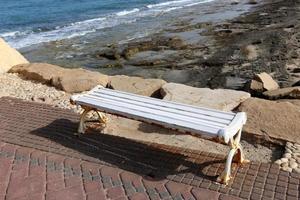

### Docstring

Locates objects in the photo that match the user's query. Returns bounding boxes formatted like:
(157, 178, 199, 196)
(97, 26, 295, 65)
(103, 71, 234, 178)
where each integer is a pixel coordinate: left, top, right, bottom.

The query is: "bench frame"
(71, 87, 249, 185)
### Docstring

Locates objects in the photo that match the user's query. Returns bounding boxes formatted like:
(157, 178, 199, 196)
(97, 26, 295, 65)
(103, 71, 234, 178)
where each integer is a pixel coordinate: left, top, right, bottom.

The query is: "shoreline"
(20, 0, 256, 89)
(21, 0, 300, 89)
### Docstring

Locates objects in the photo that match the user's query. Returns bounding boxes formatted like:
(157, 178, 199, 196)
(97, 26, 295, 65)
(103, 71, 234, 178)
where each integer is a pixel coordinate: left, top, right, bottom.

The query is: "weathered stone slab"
(255, 72, 279, 91)
(10, 63, 109, 93)
(10, 63, 64, 84)
(0, 38, 29, 74)
(52, 68, 109, 93)
(263, 87, 300, 99)
(109, 75, 166, 97)
(161, 83, 250, 111)
(237, 98, 300, 144)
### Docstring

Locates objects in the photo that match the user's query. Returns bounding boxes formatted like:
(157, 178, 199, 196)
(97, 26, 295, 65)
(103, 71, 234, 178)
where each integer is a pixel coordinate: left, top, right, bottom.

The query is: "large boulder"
(0, 38, 29, 74)
(51, 68, 109, 93)
(161, 83, 251, 111)
(108, 75, 166, 97)
(237, 98, 300, 144)
(263, 87, 300, 100)
(9, 63, 64, 84)
(10, 63, 109, 93)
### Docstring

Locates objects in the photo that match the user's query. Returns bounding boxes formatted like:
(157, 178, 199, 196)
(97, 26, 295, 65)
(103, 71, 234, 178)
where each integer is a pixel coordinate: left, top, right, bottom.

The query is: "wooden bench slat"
(94, 88, 235, 120)
(87, 92, 231, 126)
(76, 96, 221, 136)
(84, 94, 226, 128)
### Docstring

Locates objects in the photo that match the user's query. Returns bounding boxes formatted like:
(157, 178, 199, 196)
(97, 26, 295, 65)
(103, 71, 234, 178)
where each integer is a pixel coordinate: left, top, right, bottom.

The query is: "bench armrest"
(217, 112, 247, 144)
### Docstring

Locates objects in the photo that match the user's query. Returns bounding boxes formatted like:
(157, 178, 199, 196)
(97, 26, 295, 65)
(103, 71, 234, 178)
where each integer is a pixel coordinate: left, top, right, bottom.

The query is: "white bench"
(70, 85, 248, 184)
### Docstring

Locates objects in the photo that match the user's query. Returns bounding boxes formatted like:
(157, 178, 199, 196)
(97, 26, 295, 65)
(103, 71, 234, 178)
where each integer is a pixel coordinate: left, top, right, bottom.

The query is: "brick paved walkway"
(0, 97, 299, 200)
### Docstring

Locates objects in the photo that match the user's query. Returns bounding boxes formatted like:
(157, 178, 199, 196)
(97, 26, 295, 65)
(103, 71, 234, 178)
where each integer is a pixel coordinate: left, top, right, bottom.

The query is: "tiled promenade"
(0, 97, 299, 200)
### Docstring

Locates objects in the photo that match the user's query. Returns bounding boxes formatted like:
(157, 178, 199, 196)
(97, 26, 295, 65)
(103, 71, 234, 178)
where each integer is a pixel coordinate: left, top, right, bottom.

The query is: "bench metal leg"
(77, 108, 108, 135)
(217, 129, 249, 185)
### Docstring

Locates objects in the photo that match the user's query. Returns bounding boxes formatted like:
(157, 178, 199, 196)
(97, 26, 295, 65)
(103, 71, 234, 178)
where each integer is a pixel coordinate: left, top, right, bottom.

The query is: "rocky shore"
(1, 0, 300, 172)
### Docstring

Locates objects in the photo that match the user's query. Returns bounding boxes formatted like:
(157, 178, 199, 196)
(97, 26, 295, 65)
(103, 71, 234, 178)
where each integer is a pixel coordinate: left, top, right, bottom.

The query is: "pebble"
(276, 141, 300, 173)
(274, 160, 282, 165)
(0, 73, 80, 112)
(283, 153, 292, 159)
(281, 162, 288, 168)
(282, 166, 292, 172)
(290, 161, 298, 169)
(281, 158, 289, 163)
(294, 168, 300, 173)
(285, 149, 292, 154)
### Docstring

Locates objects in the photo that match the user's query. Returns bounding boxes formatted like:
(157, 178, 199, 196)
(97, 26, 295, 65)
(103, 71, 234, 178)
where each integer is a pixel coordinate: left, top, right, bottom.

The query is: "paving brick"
(191, 188, 220, 200)
(86, 191, 106, 200)
(129, 193, 150, 200)
(65, 176, 83, 188)
(47, 179, 65, 191)
(219, 194, 241, 200)
(0, 97, 298, 200)
(106, 186, 126, 199)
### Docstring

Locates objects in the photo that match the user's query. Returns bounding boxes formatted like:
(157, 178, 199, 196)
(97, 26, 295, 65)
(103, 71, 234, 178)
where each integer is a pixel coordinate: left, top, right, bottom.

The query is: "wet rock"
(161, 83, 250, 111)
(52, 68, 109, 93)
(231, 0, 240, 5)
(108, 75, 166, 97)
(0, 38, 29, 74)
(127, 50, 178, 67)
(121, 36, 187, 59)
(248, 0, 258, 4)
(263, 87, 300, 99)
(96, 48, 121, 60)
(237, 98, 300, 144)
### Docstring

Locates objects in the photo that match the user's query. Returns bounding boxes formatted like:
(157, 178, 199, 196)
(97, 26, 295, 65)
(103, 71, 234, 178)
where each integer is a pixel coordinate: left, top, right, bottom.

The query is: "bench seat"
(71, 86, 246, 144)
(71, 85, 249, 185)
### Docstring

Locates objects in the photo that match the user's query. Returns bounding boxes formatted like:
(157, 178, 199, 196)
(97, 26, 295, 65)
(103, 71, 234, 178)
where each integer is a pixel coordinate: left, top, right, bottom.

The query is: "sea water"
(0, 0, 215, 49)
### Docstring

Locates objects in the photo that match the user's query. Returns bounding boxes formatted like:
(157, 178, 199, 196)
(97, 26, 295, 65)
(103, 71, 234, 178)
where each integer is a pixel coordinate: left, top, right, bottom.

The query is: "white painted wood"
(95, 88, 235, 120)
(71, 86, 247, 142)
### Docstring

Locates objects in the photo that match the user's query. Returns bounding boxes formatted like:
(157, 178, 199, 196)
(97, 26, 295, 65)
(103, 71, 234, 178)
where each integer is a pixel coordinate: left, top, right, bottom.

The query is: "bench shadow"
(30, 118, 226, 182)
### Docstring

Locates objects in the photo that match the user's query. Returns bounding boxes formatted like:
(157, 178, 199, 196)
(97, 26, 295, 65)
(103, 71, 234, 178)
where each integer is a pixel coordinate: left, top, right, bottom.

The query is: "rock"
(9, 63, 65, 84)
(283, 153, 292, 159)
(281, 162, 288, 168)
(108, 75, 166, 97)
(0, 38, 29, 74)
(282, 166, 292, 172)
(294, 168, 300, 173)
(255, 72, 279, 91)
(293, 80, 300, 86)
(231, 0, 240, 5)
(10, 63, 109, 93)
(248, 80, 264, 92)
(290, 161, 298, 169)
(287, 142, 294, 148)
(248, 72, 279, 93)
(242, 45, 258, 60)
(248, 0, 257, 4)
(161, 83, 251, 111)
(263, 87, 300, 99)
(281, 158, 289, 163)
(237, 98, 300, 144)
(52, 68, 109, 93)
(274, 160, 282, 165)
